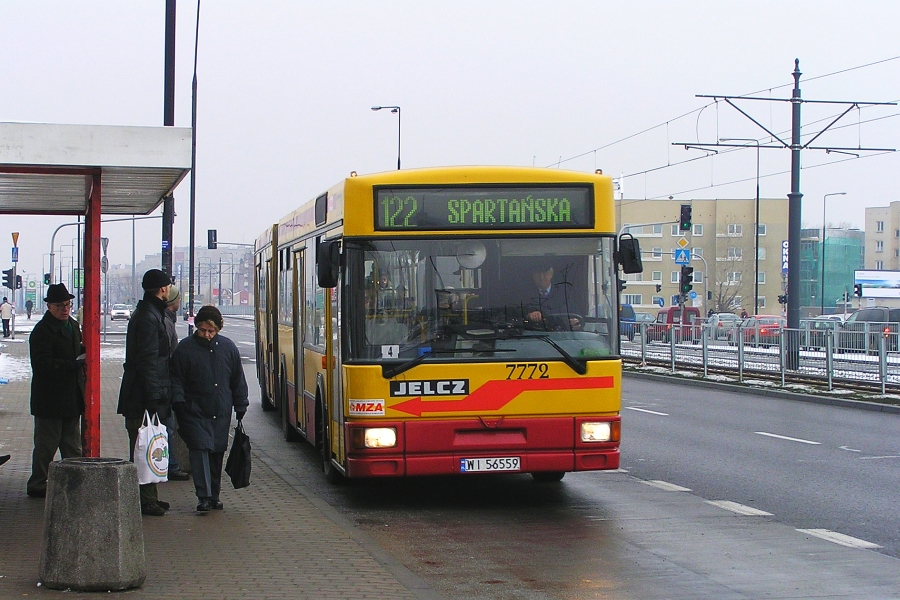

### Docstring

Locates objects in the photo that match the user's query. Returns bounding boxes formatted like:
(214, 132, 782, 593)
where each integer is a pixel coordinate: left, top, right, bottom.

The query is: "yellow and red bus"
(254, 166, 637, 481)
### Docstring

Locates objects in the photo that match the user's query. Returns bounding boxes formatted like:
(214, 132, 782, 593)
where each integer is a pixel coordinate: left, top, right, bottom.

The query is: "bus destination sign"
(375, 185, 593, 231)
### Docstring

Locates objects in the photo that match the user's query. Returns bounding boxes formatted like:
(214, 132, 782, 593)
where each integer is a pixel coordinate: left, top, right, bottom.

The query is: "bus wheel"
(260, 378, 276, 412)
(531, 471, 565, 482)
(281, 380, 301, 442)
(317, 399, 341, 484)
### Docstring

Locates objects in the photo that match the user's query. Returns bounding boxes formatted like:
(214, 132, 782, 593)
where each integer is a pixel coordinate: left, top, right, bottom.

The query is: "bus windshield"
(345, 236, 619, 365)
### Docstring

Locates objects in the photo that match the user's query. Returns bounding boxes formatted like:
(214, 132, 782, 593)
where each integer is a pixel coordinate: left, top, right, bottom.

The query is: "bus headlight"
(581, 421, 614, 442)
(363, 427, 397, 448)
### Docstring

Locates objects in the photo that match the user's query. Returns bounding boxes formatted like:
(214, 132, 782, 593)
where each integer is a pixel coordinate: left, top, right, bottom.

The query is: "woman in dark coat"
(171, 306, 248, 512)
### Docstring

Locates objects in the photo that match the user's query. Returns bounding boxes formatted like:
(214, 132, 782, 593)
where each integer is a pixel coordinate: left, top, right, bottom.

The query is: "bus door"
(292, 248, 305, 435)
(327, 269, 344, 466)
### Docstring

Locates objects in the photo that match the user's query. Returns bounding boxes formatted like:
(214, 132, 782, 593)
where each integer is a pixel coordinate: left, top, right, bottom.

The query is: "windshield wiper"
(381, 347, 515, 379)
(531, 335, 587, 375)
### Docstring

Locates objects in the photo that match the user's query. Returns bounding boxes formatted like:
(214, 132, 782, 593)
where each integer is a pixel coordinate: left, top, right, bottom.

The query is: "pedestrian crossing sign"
(674, 249, 691, 265)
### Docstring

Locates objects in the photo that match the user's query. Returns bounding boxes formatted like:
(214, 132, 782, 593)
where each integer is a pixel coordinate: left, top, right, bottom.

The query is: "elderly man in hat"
(26, 283, 85, 498)
(117, 268, 174, 516)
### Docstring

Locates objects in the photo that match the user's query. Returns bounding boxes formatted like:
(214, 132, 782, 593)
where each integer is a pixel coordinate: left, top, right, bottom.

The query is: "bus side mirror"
(317, 239, 341, 288)
(617, 233, 643, 274)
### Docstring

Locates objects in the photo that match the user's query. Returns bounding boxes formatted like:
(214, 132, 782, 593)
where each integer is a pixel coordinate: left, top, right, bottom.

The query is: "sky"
(0, 1, 898, 283)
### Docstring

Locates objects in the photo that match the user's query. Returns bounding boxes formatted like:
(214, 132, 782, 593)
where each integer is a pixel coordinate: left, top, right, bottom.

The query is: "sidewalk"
(0, 324, 433, 599)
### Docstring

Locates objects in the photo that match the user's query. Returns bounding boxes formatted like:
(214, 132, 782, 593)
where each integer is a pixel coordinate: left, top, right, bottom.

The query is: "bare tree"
(710, 222, 757, 314)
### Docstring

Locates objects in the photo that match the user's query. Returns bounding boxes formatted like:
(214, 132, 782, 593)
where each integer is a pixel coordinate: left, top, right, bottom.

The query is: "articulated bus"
(254, 166, 639, 482)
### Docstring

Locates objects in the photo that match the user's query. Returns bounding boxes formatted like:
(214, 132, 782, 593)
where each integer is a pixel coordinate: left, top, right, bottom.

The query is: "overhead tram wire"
(610, 105, 899, 200)
(552, 55, 900, 171)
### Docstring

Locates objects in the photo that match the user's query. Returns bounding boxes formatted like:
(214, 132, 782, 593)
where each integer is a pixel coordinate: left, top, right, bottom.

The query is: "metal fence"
(621, 322, 900, 393)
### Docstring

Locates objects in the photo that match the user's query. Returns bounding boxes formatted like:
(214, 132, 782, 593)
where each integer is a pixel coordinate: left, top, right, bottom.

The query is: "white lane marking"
(859, 455, 900, 460)
(707, 500, 773, 516)
(642, 480, 691, 492)
(625, 407, 669, 416)
(840, 446, 861, 452)
(239, 341, 254, 345)
(796, 528, 882, 549)
(755, 431, 820, 445)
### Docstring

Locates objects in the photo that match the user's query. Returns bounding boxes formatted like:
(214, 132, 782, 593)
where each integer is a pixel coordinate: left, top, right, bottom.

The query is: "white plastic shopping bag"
(134, 410, 169, 484)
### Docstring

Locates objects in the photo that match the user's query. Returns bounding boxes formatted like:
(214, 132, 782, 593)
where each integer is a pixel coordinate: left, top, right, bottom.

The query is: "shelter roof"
(0, 122, 191, 215)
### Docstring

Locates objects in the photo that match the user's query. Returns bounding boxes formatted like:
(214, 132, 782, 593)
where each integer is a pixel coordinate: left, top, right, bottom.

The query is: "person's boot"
(141, 503, 165, 517)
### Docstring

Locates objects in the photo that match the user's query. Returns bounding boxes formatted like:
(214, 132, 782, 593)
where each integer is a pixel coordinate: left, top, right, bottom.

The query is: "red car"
(732, 315, 786, 347)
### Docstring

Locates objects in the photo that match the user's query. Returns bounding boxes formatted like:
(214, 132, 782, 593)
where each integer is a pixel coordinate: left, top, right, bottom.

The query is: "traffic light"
(655, 284, 662, 293)
(778, 294, 787, 305)
(679, 266, 694, 294)
(679, 204, 692, 231)
(207, 229, 218, 250)
(15, 275, 22, 290)
(1, 268, 13, 290)
(43, 273, 51, 285)
(854, 283, 863, 297)
(617, 278, 627, 292)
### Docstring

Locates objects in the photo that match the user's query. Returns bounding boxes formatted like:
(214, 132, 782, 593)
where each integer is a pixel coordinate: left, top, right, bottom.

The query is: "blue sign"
(674, 248, 691, 265)
(782, 240, 789, 274)
(11, 247, 18, 263)
(689, 291, 697, 300)
(671, 294, 680, 305)
(655, 297, 664, 307)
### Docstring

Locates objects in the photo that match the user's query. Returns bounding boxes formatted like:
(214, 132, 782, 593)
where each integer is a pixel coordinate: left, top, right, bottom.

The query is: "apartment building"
(865, 202, 900, 271)
(616, 198, 788, 315)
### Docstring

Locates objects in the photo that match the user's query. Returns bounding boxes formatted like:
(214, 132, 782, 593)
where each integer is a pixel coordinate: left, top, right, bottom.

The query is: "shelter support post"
(83, 174, 101, 457)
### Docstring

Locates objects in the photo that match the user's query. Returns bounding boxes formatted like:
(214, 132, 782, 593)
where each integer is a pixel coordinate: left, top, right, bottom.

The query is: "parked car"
(647, 306, 702, 343)
(838, 307, 900, 352)
(109, 304, 131, 321)
(800, 317, 840, 350)
(633, 312, 656, 337)
(182, 300, 205, 321)
(706, 312, 741, 340)
(732, 315, 786, 347)
(619, 303, 637, 341)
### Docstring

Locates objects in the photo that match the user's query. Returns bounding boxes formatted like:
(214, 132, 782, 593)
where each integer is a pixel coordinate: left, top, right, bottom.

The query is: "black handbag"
(224, 421, 251, 489)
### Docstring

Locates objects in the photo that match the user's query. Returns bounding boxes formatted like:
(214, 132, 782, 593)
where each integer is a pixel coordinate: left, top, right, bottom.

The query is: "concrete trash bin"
(39, 457, 146, 591)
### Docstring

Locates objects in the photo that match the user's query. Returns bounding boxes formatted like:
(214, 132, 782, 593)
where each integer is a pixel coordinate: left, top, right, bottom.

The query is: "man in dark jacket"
(117, 269, 173, 516)
(171, 305, 248, 512)
(26, 283, 85, 498)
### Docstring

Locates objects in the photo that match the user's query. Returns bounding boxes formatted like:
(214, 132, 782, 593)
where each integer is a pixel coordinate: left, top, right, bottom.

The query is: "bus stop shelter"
(0, 122, 192, 457)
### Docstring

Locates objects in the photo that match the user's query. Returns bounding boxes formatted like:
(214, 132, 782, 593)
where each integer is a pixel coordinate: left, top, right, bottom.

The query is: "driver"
(523, 260, 581, 329)
(525, 261, 557, 322)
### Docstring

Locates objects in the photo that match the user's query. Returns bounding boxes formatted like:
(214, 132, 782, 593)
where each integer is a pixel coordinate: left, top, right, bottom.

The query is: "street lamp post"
(721, 138, 760, 315)
(371, 105, 401, 170)
(821, 192, 847, 315)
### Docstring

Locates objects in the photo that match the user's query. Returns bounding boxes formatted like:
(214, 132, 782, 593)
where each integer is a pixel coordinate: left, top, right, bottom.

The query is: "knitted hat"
(194, 305, 224, 330)
(141, 269, 171, 290)
(166, 285, 181, 307)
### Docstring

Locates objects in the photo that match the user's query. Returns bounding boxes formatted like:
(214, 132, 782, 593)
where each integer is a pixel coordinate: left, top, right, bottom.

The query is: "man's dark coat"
(117, 294, 172, 419)
(29, 312, 84, 419)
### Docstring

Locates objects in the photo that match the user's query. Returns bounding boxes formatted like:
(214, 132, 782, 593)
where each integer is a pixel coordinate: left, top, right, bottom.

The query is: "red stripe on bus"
(391, 376, 614, 417)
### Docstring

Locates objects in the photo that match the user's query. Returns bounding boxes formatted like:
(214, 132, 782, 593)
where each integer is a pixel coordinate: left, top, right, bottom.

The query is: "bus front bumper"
(344, 416, 620, 478)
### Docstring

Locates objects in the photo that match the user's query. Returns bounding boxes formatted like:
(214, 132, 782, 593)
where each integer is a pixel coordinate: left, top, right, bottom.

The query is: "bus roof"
(269, 165, 614, 247)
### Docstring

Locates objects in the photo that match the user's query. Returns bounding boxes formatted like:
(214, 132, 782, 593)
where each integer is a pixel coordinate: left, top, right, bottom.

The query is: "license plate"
(460, 457, 521, 473)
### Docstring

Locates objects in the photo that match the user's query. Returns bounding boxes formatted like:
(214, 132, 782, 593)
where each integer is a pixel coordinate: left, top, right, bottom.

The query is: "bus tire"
(316, 396, 341, 484)
(281, 378, 301, 442)
(531, 471, 565, 483)
(260, 372, 276, 412)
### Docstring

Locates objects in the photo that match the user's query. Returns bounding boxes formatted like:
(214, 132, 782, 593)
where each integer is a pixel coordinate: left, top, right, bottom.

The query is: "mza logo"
(349, 399, 385, 416)
(390, 379, 469, 397)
